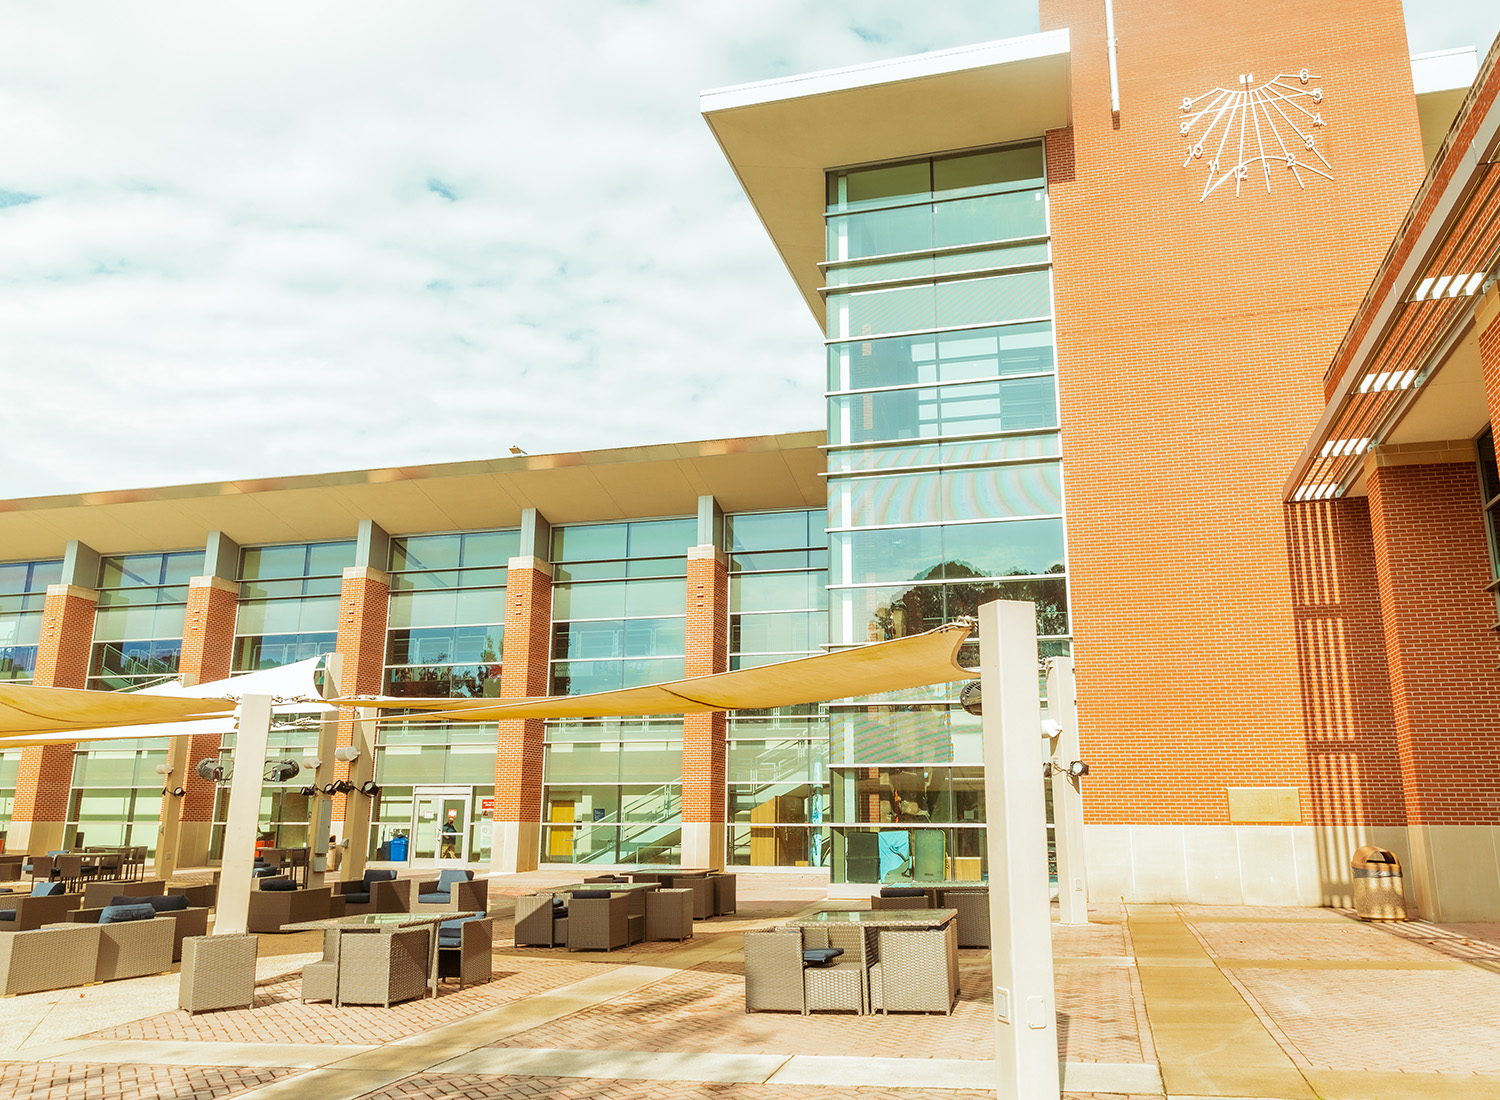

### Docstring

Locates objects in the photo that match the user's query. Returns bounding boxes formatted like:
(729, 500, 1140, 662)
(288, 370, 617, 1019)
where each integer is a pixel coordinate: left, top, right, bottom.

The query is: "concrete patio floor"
(1, 870, 1497, 1100)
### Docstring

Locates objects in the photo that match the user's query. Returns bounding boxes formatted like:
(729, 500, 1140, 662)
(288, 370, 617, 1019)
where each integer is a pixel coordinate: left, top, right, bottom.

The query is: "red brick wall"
(682, 550, 728, 824)
(1481, 294, 1500, 428)
(177, 578, 239, 824)
(1038, 0, 1425, 825)
(12, 587, 97, 828)
(494, 563, 552, 826)
(1284, 499, 1404, 825)
(333, 567, 390, 821)
(1366, 462, 1500, 825)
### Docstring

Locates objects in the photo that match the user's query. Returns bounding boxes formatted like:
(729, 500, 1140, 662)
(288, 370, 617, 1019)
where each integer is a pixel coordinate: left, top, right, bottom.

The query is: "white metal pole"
(1047, 657, 1089, 925)
(981, 600, 1060, 1100)
(214, 693, 272, 936)
(1104, 0, 1121, 113)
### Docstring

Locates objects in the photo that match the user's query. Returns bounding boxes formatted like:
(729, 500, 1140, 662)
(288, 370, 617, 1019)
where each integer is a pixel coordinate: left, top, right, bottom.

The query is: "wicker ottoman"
(180, 934, 259, 1014)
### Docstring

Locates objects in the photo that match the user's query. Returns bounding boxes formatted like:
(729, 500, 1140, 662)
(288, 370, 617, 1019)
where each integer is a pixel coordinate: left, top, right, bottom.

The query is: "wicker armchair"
(335, 928, 430, 1006)
(514, 893, 568, 947)
(666, 875, 715, 920)
(53, 854, 101, 892)
(869, 922, 959, 1015)
(712, 874, 737, 916)
(0, 925, 100, 995)
(438, 916, 494, 989)
(410, 871, 487, 915)
(180, 934, 258, 1014)
(21, 855, 56, 883)
(937, 889, 990, 948)
(91, 915, 175, 982)
(247, 885, 336, 933)
(69, 904, 209, 961)
(332, 871, 410, 915)
(301, 929, 340, 1004)
(646, 888, 694, 942)
(84, 879, 165, 908)
(803, 924, 878, 1014)
(0, 890, 83, 931)
(566, 892, 629, 952)
(168, 882, 218, 909)
(743, 929, 805, 1013)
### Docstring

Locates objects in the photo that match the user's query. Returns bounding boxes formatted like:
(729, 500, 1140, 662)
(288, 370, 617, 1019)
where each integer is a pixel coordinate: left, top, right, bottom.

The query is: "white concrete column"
(214, 694, 272, 937)
(980, 600, 1060, 1100)
(1047, 657, 1088, 926)
(305, 653, 344, 889)
(152, 735, 192, 882)
(338, 707, 378, 882)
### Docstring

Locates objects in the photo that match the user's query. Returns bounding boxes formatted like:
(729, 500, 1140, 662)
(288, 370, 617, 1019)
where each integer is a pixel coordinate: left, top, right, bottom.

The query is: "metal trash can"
(1352, 845, 1406, 921)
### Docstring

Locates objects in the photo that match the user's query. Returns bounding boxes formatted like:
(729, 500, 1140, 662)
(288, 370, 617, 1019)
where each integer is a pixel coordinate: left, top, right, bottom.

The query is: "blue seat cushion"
(251, 865, 276, 877)
(570, 890, 610, 899)
(551, 896, 567, 908)
(47, 850, 68, 857)
(437, 913, 487, 947)
(803, 947, 844, 965)
(418, 893, 449, 905)
(30, 882, 64, 897)
(343, 891, 371, 905)
(99, 903, 156, 924)
(879, 886, 927, 898)
(436, 869, 473, 889)
(260, 877, 299, 892)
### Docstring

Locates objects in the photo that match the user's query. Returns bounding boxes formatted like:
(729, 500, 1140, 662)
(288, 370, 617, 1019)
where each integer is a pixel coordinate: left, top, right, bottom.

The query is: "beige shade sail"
(0, 684, 235, 741)
(355, 621, 975, 721)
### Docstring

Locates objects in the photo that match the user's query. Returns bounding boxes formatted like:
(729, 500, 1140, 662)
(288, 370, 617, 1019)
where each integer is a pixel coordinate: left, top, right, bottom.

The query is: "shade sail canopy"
(0, 685, 235, 740)
(354, 621, 974, 721)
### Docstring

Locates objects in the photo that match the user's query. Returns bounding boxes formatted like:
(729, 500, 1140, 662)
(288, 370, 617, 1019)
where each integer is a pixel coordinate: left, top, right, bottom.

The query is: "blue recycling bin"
(389, 835, 409, 861)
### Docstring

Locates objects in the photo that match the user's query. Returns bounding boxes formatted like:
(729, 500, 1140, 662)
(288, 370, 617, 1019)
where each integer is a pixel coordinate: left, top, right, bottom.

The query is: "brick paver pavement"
(1051, 920, 1128, 957)
(1055, 962, 1151, 1063)
(1227, 967, 1500, 1074)
(0, 1063, 296, 1100)
(1190, 918, 1448, 961)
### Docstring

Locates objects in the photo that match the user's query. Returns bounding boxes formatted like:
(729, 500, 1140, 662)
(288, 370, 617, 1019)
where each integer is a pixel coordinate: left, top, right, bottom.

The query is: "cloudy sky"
(1, 1, 1495, 498)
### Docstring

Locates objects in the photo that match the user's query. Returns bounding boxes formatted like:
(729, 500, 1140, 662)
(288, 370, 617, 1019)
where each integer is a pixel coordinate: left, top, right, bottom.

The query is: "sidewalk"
(1, 870, 1497, 1100)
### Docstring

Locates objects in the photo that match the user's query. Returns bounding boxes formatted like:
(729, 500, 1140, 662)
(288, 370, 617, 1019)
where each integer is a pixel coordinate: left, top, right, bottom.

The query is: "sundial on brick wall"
(1178, 69, 1331, 201)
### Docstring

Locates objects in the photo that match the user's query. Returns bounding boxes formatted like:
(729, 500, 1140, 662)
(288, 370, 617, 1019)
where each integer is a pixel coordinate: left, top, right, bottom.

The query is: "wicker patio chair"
(54, 854, 100, 892)
(646, 887, 694, 942)
(437, 916, 494, 989)
(711, 874, 737, 916)
(666, 875, 715, 919)
(301, 929, 340, 1004)
(180, 934, 259, 1014)
(566, 892, 629, 952)
(869, 922, 959, 1015)
(247, 885, 336, 933)
(514, 893, 568, 947)
(92, 915, 175, 982)
(410, 871, 487, 915)
(871, 886, 930, 911)
(743, 928, 805, 1014)
(128, 847, 148, 881)
(0, 889, 83, 931)
(0, 924, 101, 995)
(335, 928, 429, 1006)
(167, 882, 218, 909)
(21, 855, 55, 884)
(332, 871, 410, 915)
(94, 850, 123, 882)
(937, 889, 990, 948)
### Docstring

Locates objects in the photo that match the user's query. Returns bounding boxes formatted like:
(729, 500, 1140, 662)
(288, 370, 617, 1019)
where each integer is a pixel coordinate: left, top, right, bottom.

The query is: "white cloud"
(0, 1, 1492, 501)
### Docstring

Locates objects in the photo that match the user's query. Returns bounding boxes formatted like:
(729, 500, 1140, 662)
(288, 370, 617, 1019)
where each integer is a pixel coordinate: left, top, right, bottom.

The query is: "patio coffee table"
(283, 911, 480, 1005)
(782, 908, 958, 930)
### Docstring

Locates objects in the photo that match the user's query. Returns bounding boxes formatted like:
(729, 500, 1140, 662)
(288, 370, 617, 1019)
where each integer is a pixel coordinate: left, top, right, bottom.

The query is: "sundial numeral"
(1313, 113, 1324, 127)
(1311, 88, 1323, 103)
(1209, 158, 1219, 173)
(1299, 68, 1310, 84)
(1179, 121, 1191, 135)
(1285, 153, 1298, 167)
(1181, 96, 1193, 111)
(1191, 143, 1204, 159)
(1236, 165, 1249, 179)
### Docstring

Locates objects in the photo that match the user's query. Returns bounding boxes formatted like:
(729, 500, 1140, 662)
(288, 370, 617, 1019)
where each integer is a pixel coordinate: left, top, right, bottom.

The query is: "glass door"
(410, 787, 469, 865)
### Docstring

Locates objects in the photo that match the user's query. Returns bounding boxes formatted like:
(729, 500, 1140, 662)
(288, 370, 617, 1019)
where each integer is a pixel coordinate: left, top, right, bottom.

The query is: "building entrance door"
(410, 787, 469, 865)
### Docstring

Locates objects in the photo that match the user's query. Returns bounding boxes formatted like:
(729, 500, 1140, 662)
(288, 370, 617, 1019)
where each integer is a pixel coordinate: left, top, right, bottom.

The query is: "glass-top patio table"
(282, 911, 481, 1003)
(626, 867, 710, 883)
(782, 908, 958, 930)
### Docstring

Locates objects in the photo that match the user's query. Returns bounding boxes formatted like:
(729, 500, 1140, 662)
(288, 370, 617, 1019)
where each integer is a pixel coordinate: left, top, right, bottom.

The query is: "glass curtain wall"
(823, 142, 1066, 884)
(0, 558, 62, 684)
(724, 510, 832, 868)
(368, 529, 517, 864)
(542, 518, 694, 865)
(233, 541, 354, 672)
(0, 751, 19, 852)
(209, 725, 320, 856)
(80, 551, 200, 849)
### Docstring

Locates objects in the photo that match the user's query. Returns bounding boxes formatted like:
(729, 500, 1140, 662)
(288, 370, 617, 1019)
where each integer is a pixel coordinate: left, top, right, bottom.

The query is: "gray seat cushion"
(803, 947, 844, 965)
(99, 902, 156, 924)
(343, 892, 371, 905)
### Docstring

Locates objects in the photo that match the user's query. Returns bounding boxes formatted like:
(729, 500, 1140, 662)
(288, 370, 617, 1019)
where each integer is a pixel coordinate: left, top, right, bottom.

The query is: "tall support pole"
(153, 734, 192, 882)
(981, 601, 1059, 1100)
(339, 707, 378, 883)
(307, 653, 343, 889)
(1047, 657, 1089, 926)
(215, 694, 272, 937)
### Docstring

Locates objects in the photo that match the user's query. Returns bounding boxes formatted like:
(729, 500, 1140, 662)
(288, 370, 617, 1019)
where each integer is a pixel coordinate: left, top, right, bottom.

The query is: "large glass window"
(89, 551, 201, 691)
(234, 541, 355, 673)
(0, 558, 62, 684)
(64, 740, 169, 853)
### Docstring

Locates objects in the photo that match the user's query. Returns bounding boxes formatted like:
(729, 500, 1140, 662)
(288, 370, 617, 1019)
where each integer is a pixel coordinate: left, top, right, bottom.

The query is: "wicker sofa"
(88, 915, 176, 981)
(567, 891, 630, 951)
(0, 924, 102, 995)
(69, 898, 209, 961)
(247, 884, 341, 933)
(0, 885, 83, 931)
(84, 879, 165, 908)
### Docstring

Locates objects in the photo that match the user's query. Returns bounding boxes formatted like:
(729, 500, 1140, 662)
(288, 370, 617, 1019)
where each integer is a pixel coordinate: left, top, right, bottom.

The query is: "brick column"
(493, 556, 552, 872)
(681, 544, 729, 870)
(11, 583, 98, 854)
(1366, 453, 1500, 919)
(159, 574, 240, 872)
(332, 564, 390, 879)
